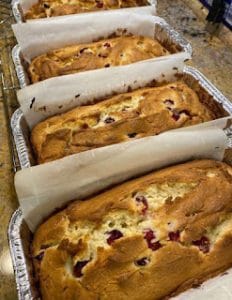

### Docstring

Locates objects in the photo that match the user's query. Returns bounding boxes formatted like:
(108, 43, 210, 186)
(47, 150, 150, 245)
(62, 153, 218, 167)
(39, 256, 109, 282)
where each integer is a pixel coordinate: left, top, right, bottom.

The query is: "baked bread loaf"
(28, 35, 169, 83)
(25, 0, 149, 20)
(32, 159, 232, 300)
(31, 81, 220, 164)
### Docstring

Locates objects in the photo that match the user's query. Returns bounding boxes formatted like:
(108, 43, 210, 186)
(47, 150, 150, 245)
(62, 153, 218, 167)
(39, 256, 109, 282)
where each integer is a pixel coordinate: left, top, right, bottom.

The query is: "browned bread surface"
(32, 159, 232, 300)
(28, 35, 169, 83)
(31, 81, 217, 164)
(25, 0, 149, 19)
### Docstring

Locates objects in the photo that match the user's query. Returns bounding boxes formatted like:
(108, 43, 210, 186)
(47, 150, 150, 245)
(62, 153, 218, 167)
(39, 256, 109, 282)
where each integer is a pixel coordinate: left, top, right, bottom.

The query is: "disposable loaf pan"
(12, 18, 192, 88)
(8, 208, 37, 300)
(11, 0, 157, 23)
(11, 66, 232, 169)
(8, 145, 232, 300)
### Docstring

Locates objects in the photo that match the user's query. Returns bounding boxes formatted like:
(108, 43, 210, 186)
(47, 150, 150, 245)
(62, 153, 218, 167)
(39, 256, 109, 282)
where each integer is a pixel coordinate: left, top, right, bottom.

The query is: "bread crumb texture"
(25, 0, 149, 19)
(31, 82, 216, 164)
(32, 160, 232, 300)
(28, 35, 169, 82)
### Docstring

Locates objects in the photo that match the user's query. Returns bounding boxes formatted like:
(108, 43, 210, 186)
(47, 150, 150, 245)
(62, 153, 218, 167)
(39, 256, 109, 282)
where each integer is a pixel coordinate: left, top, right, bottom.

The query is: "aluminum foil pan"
(11, 0, 157, 23)
(11, 66, 232, 169)
(8, 208, 36, 300)
(12, 0, 23, 23)
(12, 45, 29, 89)
(12, 19, 192, 88)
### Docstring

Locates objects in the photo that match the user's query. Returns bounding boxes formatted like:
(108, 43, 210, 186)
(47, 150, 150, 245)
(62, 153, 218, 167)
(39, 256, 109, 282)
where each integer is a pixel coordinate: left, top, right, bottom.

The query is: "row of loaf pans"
(8, 64, 232, 300)
(11, 0, 157, 23)
(8, 6, 232, 300)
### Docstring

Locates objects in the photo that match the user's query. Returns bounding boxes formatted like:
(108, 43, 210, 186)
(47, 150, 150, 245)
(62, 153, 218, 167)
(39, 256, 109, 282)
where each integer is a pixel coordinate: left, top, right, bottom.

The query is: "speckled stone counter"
(157, 0, 232, 100)
(0, 97, 18, 299)
(0, 0, 231, 299)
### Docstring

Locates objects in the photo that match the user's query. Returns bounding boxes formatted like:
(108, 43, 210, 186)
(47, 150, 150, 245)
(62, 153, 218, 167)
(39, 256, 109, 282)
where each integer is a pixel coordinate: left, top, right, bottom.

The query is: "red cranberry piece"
(172, 111, 180, 121)
(192, 236, 210, 253)
(128, 133, 137, 138)
(144, 229, 162, 251)
(144, 229, 155, 241)
(180, 109, 191, 118)
(81, 123, 89, 129)
(164, 99, 174, 106)
(135, 257, 150, 266)
(98, 54, 108, 58)
(34, 252, 44, 261)
(104, 117, 115, 124)
(135, 195, 148, 214)
(73, 260, 89, 277)
(106, 230, 123, 245)
(96, 1, 103, 8)
(149, 241, 162, 251)
(168, 231, 180, 242)
(104, 42, 111, 48)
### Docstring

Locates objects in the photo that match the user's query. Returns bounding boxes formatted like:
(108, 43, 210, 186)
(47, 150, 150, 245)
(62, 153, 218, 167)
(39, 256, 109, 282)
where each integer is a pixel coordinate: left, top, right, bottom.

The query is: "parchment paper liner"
(12, 13, 191, 87)
(12, 0, 156, 23)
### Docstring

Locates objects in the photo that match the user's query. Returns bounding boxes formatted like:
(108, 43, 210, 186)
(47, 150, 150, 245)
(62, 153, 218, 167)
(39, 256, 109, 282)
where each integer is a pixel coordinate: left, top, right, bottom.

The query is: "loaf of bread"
(25, 0, 149, 20)
(32, 159, 232, 300)
(31, 81, 221, 164)
(28, 35, 169, 83)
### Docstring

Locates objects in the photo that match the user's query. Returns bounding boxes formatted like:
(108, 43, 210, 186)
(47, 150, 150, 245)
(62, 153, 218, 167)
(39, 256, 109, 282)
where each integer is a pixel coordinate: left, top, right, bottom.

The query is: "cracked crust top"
(31, 81, 218, 164)
(25, 0, 149, 19)
(32, 159, 232, 300)
(28, 35, 169, 83)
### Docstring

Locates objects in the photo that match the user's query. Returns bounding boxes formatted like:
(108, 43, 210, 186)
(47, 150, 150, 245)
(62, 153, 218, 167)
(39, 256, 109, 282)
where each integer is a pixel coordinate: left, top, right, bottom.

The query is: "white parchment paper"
(172, 268, 232, 299)
(19, 0, 156, 16)
(17, 55, 186, 129)
(14, 118, 230, 232)
(12, 13, 190, 61)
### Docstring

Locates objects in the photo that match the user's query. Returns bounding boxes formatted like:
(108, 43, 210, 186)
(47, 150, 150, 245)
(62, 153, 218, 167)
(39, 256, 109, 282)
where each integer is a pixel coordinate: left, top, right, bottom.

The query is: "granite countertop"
(157, 0, 232, 100)
(0, 0, 231, 299)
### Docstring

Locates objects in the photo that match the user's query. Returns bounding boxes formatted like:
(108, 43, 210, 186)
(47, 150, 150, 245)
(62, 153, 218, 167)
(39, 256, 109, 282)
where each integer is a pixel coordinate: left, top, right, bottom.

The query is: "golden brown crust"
(25, 0, 149, 20)
(32, 159, 232, 300)
(31, 81, 216, 164)
(28, 35, 169, 83)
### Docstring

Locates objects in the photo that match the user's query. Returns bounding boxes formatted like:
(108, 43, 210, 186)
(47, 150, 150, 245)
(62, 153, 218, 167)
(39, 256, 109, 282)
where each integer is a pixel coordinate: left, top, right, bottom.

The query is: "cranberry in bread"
(32, 160, 232, 300)
(28, 35, 169, 83)
(31, 81, 222, 164)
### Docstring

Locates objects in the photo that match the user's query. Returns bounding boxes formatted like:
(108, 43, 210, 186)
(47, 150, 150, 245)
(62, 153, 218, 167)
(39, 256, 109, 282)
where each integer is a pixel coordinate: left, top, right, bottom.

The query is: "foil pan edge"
(158, 18, 192, 57)
(8, 208, 34, 300)
(12, 45, 29, 89)
(12, 0, 23, 22)
(184, 66, 232, 112)
(9, 67, 232, 298)
(11, 108, 31, 168)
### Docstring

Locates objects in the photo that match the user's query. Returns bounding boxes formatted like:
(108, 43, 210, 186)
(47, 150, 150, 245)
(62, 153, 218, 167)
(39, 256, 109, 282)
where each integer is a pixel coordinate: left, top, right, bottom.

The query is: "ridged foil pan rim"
(11, 0, 157, 23)
(11, 18, 192, 88)
(11, 0, 22, 23)
(184, 66, 232, 114)
(12, 45, 28, 89)
(8, 67, 232, 300)
(11, 108, 31, 169)
(8, 208, 33, 300)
